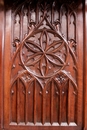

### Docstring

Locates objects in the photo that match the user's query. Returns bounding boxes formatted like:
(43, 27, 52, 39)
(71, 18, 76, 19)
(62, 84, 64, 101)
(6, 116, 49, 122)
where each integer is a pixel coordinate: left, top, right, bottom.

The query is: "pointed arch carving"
(10, 0, 78, 126)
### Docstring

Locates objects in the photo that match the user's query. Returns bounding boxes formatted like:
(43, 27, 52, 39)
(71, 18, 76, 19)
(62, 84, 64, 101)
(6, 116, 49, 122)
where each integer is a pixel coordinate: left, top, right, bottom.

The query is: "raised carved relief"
(10, 0, 78, 126)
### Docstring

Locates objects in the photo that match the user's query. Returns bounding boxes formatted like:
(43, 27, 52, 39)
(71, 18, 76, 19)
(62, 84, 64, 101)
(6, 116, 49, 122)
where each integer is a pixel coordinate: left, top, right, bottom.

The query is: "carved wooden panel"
(9, 0, 80, 126)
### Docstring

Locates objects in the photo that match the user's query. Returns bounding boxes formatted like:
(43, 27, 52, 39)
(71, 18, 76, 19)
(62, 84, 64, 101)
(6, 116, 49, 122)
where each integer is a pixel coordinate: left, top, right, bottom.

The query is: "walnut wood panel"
(3, 0, 84, 130)
(11, 1, 78, 125)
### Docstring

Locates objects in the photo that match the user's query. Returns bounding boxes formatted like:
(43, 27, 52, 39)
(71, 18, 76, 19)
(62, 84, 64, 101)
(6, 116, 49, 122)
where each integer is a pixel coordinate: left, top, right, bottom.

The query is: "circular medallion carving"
(20, 29, 68, 78)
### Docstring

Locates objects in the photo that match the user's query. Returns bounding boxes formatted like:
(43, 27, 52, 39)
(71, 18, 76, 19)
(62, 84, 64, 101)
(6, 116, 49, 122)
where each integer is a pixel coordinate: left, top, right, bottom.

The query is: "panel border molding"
(83, 0, 87, 129)
(0, 0, 4, 129)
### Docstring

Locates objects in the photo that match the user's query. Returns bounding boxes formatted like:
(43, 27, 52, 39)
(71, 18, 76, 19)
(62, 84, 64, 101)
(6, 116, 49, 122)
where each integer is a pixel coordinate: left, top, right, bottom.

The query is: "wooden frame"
(0, 0, 4, 129)
(83, 0, 87, 130)
(0, 0, 87, 130)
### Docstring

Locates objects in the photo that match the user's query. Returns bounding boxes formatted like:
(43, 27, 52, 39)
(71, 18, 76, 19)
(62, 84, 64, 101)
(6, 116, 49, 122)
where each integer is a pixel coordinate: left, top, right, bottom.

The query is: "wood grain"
(0, 0, 86, 130)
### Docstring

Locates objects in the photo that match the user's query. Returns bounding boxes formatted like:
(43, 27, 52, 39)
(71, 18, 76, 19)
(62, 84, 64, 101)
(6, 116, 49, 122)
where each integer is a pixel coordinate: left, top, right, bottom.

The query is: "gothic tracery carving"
(10, 0, 78, 125)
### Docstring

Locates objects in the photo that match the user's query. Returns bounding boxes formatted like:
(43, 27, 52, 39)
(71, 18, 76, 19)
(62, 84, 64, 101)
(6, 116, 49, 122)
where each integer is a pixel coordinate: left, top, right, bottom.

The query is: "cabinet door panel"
(4, 1, 83, 130)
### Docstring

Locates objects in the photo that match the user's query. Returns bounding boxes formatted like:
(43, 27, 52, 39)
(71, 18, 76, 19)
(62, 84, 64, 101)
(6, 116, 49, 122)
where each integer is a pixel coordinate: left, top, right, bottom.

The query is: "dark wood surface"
(0, 0, 87, 130)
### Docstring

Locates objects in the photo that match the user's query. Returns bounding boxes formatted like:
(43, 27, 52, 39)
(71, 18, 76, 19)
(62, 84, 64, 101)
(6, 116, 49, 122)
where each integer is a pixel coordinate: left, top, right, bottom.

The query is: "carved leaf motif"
(61, 70, 77, 90)
(40, 55, 48, 76)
